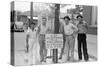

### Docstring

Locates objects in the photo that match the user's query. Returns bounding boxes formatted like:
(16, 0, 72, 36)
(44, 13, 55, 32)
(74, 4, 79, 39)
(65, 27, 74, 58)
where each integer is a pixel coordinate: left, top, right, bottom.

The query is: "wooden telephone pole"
(53, 4, 60, 63)
(30, 2, 33, 24)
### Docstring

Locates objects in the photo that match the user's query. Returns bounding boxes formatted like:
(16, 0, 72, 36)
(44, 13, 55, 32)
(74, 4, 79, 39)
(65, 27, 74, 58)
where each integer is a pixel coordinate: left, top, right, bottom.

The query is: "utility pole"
(30, 2, 33, 24)
(53, 4, 60, 63)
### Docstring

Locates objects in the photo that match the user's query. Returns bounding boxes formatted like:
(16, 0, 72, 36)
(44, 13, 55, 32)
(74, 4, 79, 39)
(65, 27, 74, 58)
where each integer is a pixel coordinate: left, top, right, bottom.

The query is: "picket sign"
(45, 34, 63, 49)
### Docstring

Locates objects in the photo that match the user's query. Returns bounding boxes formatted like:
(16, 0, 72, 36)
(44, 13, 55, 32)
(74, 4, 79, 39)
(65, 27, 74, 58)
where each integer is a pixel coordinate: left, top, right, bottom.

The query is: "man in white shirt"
(38, 17, 48, 62)
(26, 23, 38, 65)
(60, 16, 78, 61)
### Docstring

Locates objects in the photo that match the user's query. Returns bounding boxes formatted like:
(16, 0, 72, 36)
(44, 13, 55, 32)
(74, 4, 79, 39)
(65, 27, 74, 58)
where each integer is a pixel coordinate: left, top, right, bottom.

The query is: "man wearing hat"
(60, 16, 78, 61)
(76, 15, 89, 61)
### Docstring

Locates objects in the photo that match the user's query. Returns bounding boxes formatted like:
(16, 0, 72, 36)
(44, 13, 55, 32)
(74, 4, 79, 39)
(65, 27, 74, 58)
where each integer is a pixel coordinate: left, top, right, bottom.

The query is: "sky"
(15, 1, 30, 12)
(15, 1, 50, 12)
(14, 1, 76, 13)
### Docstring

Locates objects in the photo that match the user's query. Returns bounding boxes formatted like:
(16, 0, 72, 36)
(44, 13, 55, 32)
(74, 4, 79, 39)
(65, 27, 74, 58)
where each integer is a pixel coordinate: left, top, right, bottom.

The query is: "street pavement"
(13, 32, 97, 66)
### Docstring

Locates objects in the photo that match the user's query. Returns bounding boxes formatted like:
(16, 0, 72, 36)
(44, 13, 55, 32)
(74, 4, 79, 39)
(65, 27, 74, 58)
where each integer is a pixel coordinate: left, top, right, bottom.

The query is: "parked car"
(14, 21, 24, 32)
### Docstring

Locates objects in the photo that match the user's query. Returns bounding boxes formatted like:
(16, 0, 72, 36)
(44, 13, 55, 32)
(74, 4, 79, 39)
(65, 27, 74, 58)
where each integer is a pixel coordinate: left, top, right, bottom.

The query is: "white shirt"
(39, 25, 48, 34)
(64, 23, 78, 35)
(27, 27, 37, 39)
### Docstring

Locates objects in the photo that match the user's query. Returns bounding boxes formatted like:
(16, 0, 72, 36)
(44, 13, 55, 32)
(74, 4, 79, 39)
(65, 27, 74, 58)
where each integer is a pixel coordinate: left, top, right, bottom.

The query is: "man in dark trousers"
(77, 15, 89, 61)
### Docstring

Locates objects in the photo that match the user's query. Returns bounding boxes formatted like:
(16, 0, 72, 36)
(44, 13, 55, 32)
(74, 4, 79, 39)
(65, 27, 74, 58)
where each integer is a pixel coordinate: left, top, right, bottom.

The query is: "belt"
(39, 34, 45, 36)
(65, 34, 73, 36)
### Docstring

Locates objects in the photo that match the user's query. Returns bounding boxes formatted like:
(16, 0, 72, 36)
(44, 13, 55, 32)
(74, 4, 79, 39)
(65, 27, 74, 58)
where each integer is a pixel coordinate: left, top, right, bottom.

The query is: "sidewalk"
(74, 34, 97, 61)
(14, 33, 97, 65)
(45, 34, 97, 63)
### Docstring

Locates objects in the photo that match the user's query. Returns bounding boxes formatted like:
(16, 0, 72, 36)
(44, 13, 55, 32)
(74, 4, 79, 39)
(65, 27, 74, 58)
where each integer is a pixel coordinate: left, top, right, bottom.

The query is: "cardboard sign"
(45, 34, 63, 49)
